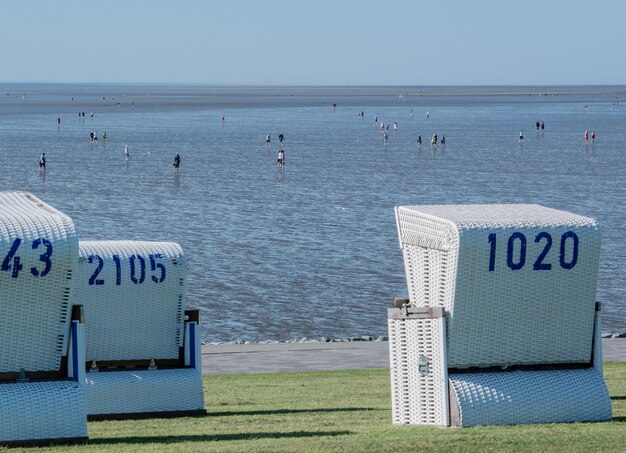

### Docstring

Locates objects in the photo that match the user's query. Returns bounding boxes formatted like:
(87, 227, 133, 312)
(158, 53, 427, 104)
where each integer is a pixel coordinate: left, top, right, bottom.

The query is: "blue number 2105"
(488, 231, 578, 272)
(87, 253, 167, 286)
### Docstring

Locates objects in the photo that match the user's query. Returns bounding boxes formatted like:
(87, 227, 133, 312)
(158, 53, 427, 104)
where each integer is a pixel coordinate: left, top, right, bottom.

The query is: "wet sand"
(3, 84, 626, 112)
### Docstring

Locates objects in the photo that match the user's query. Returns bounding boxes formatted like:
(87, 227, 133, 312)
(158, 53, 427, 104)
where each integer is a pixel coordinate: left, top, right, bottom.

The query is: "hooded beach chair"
(74, 240, 205, 419)
(388, 204, 612, 427)
(0, 192, 87, 446)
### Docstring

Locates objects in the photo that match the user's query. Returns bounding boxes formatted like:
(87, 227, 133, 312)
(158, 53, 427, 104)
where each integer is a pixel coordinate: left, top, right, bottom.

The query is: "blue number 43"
(1, 238, 53, 279)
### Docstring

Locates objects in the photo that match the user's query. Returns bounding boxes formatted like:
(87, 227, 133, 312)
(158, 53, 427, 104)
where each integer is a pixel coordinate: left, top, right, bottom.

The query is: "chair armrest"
(68, 305, 86, 384)
(183, 310, 201, 369)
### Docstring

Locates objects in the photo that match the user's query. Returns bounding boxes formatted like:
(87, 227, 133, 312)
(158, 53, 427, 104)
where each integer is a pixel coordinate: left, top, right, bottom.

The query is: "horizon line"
(1, 82, 625, 88)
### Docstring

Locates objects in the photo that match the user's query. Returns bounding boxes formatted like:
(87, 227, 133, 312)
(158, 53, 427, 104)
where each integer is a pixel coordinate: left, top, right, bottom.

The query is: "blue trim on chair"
(190, 323, 196, 369)
(71, 321, 79, 382)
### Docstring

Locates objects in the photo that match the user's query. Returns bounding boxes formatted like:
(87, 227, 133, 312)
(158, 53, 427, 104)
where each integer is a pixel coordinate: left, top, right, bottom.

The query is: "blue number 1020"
(506, 232, 527, 270)
(488, 231, 579, 272)
(488, 233, 497, 272)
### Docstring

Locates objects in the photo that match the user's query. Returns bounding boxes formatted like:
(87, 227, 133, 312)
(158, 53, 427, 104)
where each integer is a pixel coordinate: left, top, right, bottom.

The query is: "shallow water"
(0, 84, 624, 340)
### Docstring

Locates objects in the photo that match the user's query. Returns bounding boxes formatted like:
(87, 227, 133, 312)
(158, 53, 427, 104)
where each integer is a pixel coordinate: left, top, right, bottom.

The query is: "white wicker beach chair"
(0, 192, 87, 446)
(389, 204, 612, 427)
(74, 240, 205, 419)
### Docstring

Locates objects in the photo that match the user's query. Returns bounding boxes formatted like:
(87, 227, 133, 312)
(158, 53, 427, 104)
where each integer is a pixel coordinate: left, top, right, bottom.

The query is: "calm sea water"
(0, 84, 624, 341)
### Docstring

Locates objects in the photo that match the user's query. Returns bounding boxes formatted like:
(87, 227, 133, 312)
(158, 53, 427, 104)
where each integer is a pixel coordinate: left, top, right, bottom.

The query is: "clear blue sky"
(1, 0, 624, 85)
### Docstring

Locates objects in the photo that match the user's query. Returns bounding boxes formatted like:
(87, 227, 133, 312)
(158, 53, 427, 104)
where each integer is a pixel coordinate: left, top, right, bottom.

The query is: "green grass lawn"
(14, 363, 626, 452)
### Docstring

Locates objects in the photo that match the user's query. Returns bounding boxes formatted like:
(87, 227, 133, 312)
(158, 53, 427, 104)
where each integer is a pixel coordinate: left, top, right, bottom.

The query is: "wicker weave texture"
(395, 204, 600, 368)
(450, 368, 612, 427)
(85, 368, 204, 415)
(388, 316, 448, 426)
(0, 381, 87, 441)
(0, 192, 78, 373)
(75, 241, 186, 361)
(389, 318, 413, 425)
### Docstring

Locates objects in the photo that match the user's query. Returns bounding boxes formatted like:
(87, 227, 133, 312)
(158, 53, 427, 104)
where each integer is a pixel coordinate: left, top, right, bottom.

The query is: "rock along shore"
(203, 335, 389, 346)
(203, 332, 626, 346)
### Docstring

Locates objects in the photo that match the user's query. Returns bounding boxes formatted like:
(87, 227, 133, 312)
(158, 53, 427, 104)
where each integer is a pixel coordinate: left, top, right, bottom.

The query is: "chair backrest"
(0, 192, 78, 373)
(395, 204, 600, 368)
(74, 240, 186, 362)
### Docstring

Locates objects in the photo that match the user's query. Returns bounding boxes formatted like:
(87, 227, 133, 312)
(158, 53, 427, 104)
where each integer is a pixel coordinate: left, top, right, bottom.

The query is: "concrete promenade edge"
(201, 338, 626, 375)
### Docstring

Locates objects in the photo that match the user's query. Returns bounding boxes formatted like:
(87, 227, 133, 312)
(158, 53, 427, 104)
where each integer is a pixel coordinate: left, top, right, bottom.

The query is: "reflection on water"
(0, 85, 625, 341)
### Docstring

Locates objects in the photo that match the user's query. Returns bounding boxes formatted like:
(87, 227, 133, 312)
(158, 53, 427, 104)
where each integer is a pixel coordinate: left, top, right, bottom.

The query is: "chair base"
(85, 368, 205, 417)
(0, 381, 87, 444)
(388, 306, 613, 427)
(89, 408, 207, 421)
(449, 368, 612, 427)
(0, 436, 88, 448)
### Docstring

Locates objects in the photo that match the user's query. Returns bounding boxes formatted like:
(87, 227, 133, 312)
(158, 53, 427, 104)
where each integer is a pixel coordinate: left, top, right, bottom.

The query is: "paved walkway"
(201, 338, 626, 375)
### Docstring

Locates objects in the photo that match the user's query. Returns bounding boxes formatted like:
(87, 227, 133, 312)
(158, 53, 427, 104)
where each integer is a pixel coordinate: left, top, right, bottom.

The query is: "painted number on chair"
(86, 253, 167, 286)
(487, 231, 578, 272)
(1, 237, 53, 278)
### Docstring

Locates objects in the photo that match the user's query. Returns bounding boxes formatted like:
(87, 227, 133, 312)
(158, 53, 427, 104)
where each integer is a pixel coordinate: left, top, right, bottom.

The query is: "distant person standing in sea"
(519, 131, 524, 142)
(277, 148, 285, 168)
(57, 116, 61, 126)
(541, 120, 544, 132)
(536, 121, 540, 132)
(417, 134, 422, 146)
(591, 131, 596, 143)
(279, 133, 284, 145)
(265, 134, 271, 147)
(426, 111, 430, 119)
(124, 145, 129, 160)
(173, 153, 181, 174)
(584, 129, 589, 143)
(441, 135, 446, 146)
(39, 152, 46, 169)
(383, 133, 388, 145)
